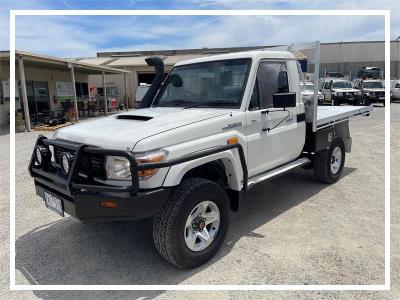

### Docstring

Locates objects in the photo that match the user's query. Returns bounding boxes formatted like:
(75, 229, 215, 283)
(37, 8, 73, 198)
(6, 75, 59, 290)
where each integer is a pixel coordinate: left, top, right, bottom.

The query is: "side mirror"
(273, 92, 296, 108)
(169, 74, 183, 87)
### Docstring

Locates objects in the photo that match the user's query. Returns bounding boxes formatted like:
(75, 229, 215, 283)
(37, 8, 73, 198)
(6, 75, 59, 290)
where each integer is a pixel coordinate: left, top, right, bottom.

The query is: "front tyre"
(153, 178, 230, 269)
(363, 95, 371, 106)
(332, 96, 340, 106)
(313, 138, 346, 184)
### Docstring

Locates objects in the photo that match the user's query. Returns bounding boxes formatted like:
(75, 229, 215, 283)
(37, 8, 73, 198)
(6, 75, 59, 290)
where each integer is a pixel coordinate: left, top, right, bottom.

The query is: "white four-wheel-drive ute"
(29, 50, 371, 268)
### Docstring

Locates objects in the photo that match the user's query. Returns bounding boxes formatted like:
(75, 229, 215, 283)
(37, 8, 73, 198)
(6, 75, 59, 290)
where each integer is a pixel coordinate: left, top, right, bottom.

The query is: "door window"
(249, 79, 260, 110)
(250, 61, 289, 110)
(324, 81, 333, 89)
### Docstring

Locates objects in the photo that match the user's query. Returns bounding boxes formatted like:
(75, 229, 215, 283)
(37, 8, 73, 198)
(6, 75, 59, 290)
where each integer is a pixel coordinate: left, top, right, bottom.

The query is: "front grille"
(54, 146, 106, 180)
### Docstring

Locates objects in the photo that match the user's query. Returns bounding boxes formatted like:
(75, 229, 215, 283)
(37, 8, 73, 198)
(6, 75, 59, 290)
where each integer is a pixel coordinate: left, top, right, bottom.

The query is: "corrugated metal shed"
(75, 57, 116, 65)
(106, 56, 150, 67)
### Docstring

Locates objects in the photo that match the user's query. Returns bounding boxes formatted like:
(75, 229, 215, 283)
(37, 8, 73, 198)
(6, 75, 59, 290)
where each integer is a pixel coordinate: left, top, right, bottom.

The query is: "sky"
(0, 0, 399, 58)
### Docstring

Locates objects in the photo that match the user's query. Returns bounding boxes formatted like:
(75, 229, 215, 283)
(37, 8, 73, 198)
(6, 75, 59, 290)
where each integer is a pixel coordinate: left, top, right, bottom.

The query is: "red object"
(111, 98, 117, 108)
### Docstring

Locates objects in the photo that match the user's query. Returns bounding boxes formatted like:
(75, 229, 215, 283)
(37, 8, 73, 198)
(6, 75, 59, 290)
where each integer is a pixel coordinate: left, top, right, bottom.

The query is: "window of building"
(75, 82, 89, 97)
(20, 81, 50, 118)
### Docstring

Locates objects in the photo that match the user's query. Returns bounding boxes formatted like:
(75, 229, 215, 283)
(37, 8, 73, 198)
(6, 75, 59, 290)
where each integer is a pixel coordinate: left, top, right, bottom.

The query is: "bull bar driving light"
(34, 145, 51, 167)
(60, 152, 73, 175)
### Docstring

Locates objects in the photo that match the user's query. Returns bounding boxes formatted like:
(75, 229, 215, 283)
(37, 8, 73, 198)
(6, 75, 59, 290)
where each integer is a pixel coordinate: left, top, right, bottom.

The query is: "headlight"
(337, 92, 343, 96)
(60, 152, 73, 175)
(356, 91, 362, 96)
(105, 156, 132, 180)
(135, 149, 168, 180)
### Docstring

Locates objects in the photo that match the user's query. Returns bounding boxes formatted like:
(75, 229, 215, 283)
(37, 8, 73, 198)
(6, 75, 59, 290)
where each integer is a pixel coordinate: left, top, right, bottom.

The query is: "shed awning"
(0, 50, 130, 75)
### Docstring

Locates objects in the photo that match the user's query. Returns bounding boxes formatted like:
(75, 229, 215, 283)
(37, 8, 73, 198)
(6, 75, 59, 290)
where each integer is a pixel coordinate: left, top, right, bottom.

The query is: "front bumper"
(29, 135, 170, 222)
(366, 95, 385, 103)
(35, 181, 170, 222)
(334, 94, 359, 102)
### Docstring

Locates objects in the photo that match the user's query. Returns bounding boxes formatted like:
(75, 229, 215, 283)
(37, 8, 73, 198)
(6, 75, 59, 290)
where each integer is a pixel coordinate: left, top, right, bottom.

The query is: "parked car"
(353, 79, 385, 106)
(325, 71, 344, 78)
(356, 67, 382, 79)
(390, 80, 400, 102)
(29, 51, 371, 269)
(300, 81, 324, 105)
(321, 79, 361, 105)
(135, 83, 150, 102)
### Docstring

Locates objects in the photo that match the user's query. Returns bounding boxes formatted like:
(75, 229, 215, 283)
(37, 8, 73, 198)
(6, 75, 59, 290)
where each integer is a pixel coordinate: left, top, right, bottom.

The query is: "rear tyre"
(313, 138, 346, 184)
(153, 178, 230, 269)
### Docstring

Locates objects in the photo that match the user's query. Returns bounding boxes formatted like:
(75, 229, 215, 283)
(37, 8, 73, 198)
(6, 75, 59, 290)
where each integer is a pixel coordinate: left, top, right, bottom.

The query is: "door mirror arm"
(261, 108, 291, 133)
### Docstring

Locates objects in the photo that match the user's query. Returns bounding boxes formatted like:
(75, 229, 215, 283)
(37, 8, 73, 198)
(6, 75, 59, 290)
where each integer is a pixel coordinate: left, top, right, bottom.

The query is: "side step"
(247, 157, 311, 190)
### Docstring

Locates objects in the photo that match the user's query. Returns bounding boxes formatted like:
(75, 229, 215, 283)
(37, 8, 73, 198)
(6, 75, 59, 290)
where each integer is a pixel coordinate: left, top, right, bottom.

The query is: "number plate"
(44, 192, 64, 216)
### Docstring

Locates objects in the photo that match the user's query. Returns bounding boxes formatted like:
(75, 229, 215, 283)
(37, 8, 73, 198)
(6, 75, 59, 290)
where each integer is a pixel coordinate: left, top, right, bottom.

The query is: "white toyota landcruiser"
(321, 79, 361, 105)
(29, 51, 371, 268)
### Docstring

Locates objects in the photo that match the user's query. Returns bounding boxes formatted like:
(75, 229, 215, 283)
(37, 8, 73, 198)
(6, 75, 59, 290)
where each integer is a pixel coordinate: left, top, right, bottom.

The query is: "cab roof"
(174, 50, 296, 66)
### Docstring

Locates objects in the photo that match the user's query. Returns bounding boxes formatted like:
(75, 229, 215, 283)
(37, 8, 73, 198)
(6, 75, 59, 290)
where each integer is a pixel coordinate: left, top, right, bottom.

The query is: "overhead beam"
(17, 56, 31, 132)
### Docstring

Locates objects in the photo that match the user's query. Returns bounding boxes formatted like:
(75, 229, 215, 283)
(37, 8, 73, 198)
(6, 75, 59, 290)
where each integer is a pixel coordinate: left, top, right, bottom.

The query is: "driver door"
(245, 60, 303, 177)
(322, 81, 333, 101)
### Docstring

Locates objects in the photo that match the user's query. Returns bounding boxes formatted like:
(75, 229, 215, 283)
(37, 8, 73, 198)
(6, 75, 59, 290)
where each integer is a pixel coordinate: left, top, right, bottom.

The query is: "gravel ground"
(0, 104, 398, 299)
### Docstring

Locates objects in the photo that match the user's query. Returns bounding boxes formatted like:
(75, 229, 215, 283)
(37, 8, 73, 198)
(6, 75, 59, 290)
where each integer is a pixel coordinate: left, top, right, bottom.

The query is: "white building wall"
(304, 41, 400, 78)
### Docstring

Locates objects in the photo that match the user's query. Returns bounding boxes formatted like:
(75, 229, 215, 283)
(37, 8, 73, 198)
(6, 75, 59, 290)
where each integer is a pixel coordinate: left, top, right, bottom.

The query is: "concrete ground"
(0, 104, 398, 299)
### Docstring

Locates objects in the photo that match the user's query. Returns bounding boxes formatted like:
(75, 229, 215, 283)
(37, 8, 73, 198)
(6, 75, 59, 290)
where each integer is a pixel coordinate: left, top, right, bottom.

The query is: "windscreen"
(153, 58, 251, 108)
(363, 81, 384, 89)
(332, 81, 352, 89)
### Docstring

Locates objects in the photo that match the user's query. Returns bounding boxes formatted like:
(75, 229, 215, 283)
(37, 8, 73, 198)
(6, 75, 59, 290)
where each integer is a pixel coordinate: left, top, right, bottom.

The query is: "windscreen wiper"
(154, 100, 195, 107)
